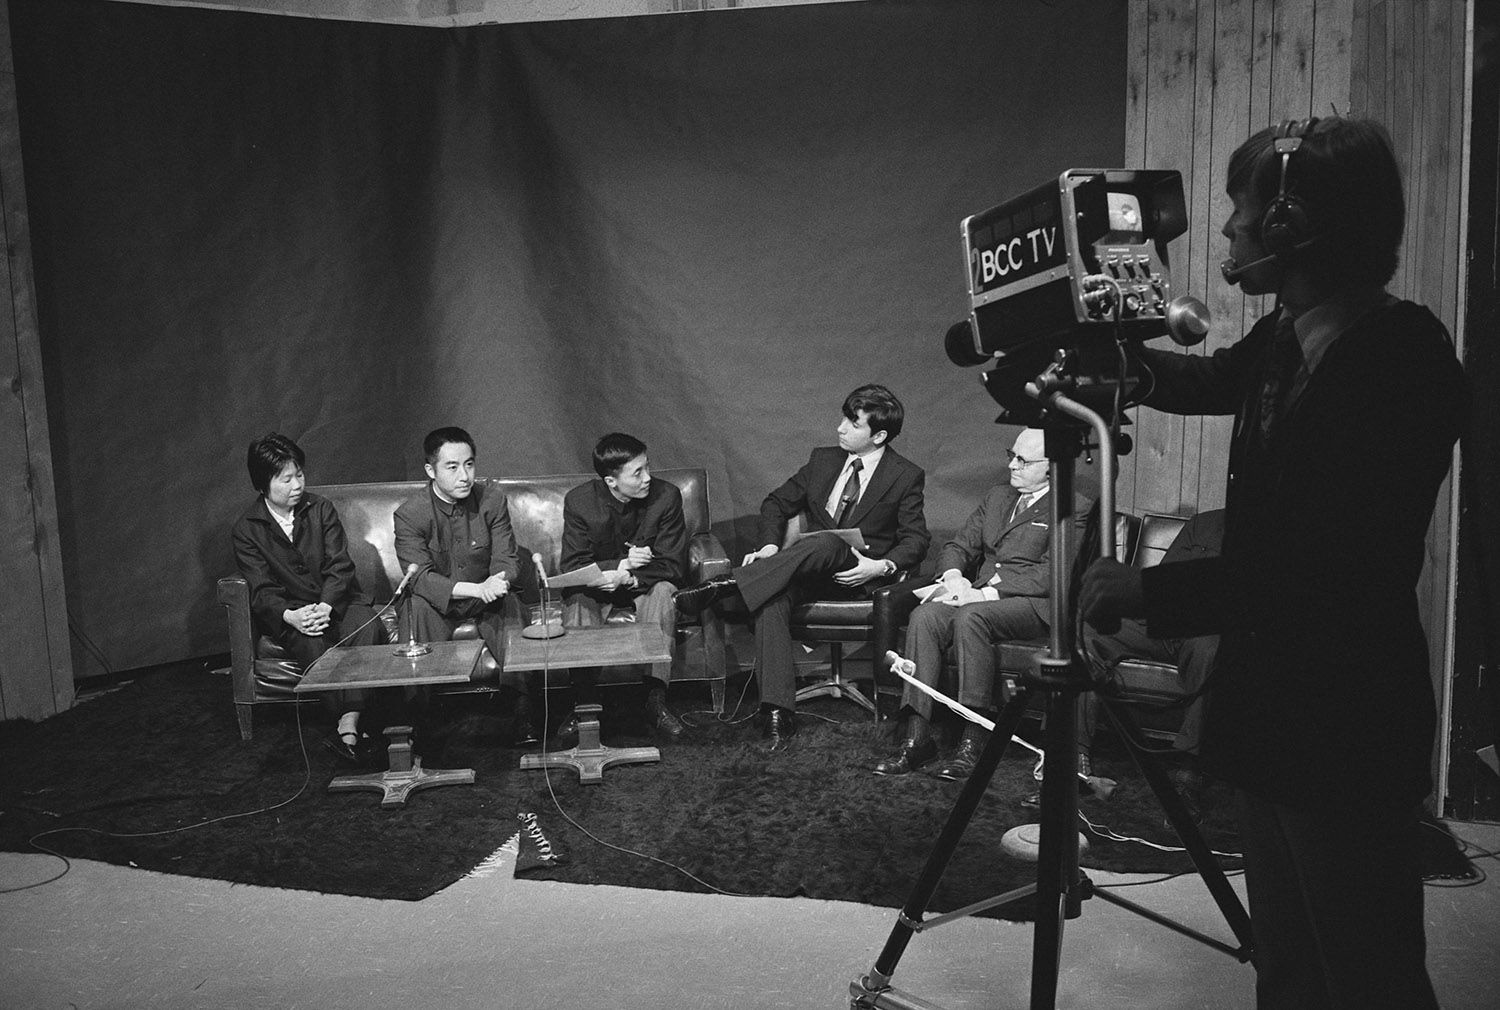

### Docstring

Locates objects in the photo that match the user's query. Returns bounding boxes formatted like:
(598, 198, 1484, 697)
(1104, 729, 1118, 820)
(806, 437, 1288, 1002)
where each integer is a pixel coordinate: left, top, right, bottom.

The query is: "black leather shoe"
(1022, 772, 1097, 810)
(874, 738, 937, 776)
(323, 730, 363, 765)
(648, 692, 685, 740)
(550, 716, 580, 750)
(673, 575, 739, 617)
(927, 734, 986, 781)
(765, 707, 798, 751)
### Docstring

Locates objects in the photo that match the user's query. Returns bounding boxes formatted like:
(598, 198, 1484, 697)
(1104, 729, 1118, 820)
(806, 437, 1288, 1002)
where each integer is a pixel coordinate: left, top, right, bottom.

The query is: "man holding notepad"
(675, 384, 929, 750)
(558, 432, 690, 741)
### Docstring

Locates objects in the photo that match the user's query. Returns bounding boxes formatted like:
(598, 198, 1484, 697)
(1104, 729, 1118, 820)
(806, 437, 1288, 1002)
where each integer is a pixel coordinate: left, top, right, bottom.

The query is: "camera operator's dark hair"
(1227, 116, 1405, 288)
(423, 426, 476, 465)
(246, 432, 305, 495)
(593, 432, 647, 478)
(843, 384, 904, 443)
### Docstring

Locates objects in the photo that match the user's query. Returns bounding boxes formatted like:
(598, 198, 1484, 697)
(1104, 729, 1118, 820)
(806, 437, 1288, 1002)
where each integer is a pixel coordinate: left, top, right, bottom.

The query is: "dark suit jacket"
(1137, 300, 1466, 809)
(393, 482, 520, 615)
(560, 478, 689, 590)
(231, 492, 366, 638)
(757, 446, 930, 574)
(935, 484, 1092, 624)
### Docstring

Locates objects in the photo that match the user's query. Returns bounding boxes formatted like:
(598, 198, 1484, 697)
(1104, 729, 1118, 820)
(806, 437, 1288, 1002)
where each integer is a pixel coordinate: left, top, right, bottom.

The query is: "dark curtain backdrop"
(11, 0, 1124, 674)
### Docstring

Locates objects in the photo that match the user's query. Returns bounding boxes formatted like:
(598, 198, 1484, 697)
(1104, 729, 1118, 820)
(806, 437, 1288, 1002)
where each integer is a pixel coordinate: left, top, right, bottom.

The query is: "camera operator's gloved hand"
(1078, 558, 1144, 635)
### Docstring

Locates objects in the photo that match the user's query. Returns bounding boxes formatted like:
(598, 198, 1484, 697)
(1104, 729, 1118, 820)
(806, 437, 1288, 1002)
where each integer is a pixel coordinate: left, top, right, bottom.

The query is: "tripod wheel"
(1000, 823, 1091, 863)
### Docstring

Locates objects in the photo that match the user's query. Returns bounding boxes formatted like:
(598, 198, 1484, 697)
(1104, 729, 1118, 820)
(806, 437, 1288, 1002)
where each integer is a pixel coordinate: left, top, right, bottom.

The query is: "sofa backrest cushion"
(311, 468, 712, 604)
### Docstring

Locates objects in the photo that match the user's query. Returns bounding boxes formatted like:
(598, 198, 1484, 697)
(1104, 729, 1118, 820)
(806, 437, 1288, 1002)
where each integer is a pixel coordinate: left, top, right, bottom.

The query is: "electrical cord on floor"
(0, 598, 404, 895)
(525, 603, 760, 898)
(679, 662, 759, 728)
(1075, 809, 1242, 860)
(0, 707, 314, 895)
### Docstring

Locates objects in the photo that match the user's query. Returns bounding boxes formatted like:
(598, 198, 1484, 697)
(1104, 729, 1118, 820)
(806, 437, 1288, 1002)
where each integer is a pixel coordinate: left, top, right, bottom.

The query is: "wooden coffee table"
(294, 640, 483, 808)
(505, 623, 672, 784)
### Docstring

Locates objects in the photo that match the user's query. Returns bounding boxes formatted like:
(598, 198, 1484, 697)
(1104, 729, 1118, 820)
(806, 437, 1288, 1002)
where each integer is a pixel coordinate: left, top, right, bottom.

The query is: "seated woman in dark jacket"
(231, 432, 380, 761)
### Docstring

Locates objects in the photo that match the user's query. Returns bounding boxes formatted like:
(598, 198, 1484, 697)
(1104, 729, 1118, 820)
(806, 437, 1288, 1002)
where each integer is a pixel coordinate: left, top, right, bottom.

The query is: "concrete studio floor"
(2, 817, 1497, 1009)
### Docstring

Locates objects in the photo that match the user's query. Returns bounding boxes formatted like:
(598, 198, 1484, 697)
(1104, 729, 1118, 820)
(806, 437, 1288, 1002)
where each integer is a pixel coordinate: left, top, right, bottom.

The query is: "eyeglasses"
(1006, 451, 1045, 467)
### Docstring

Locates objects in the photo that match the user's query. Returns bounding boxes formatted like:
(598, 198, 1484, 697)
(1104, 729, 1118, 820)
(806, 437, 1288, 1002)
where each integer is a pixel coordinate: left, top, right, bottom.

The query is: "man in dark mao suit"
(875, 427, 1091, 780)
(559, 432, 690, 740)
(676, 384, 929, 749)
(393, 427, 524, 703)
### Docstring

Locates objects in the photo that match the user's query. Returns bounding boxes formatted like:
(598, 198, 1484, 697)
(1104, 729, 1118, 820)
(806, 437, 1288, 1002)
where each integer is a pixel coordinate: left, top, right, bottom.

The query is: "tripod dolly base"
(1000, 822, 1090, 863)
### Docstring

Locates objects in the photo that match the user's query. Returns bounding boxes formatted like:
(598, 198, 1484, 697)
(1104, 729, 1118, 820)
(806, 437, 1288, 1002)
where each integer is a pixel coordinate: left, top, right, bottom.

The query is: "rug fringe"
(463, 833, 519, 879)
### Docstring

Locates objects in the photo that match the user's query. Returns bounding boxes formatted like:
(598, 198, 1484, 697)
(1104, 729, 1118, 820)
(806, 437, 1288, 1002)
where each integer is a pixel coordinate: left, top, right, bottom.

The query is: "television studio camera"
(947, 167, 1210, 431)
(851, 170, 1253, 1010)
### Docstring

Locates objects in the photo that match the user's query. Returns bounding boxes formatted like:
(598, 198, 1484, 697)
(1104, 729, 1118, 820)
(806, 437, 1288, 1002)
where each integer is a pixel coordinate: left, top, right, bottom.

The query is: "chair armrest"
(216, 576, 259, 705)
(689, 532, 731, 582)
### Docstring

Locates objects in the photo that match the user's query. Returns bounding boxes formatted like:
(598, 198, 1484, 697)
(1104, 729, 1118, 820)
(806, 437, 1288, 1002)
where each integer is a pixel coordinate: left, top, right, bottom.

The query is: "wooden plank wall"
(1123, 0, 1471, 790)
(1351, 0, 1471, 787)
(0, 3, 74, 721)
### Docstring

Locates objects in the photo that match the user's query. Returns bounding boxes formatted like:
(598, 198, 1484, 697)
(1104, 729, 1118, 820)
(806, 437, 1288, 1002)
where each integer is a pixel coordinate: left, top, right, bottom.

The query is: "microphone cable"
(523, 559, 759, 898)
(0, 591, 404, 895)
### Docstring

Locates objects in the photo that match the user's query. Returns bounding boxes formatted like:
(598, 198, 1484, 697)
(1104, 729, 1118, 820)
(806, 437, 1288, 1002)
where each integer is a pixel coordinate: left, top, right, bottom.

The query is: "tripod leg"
(1028, 680, 1081, 1009)
(858, 687, 1033, 993)
(1099, 697, 1255, 955)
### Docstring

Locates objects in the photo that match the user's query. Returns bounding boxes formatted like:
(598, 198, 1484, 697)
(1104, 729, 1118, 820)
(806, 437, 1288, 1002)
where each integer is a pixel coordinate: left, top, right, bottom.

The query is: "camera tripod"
(851, 378, 1255, 1010)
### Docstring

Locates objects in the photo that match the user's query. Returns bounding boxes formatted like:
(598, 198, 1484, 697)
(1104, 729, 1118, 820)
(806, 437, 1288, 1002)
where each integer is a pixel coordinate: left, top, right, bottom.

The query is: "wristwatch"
(882, 559, 897, 577)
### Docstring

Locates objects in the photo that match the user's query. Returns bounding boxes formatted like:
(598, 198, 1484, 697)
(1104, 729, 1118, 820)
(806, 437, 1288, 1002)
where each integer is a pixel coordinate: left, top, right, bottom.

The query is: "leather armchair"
(779, 516, 913, 719)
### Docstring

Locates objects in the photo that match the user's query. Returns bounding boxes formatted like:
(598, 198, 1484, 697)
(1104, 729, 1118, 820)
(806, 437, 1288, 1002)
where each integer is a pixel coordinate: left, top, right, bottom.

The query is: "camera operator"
(1079, 117, 1467, 1008)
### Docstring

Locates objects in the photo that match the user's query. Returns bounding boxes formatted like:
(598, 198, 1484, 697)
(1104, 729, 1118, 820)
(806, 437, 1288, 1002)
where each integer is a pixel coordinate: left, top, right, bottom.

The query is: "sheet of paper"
(792, 528, 868, 551)
(911, 582, 946, 603)
(546, 563, 604, 589)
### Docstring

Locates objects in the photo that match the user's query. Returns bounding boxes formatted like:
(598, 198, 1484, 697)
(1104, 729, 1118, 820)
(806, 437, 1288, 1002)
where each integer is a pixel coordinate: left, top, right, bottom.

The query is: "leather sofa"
(218, 468, 731, 739)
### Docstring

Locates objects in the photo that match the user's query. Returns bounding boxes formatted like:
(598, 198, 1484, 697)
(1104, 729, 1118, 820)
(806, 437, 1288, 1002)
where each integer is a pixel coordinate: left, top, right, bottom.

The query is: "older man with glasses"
(875, 427, 1091, 780)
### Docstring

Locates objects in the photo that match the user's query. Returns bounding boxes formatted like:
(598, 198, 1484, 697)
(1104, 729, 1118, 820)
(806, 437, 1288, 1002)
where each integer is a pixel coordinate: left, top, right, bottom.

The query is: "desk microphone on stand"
(521, 551, 565, 640)
(391, 563, 432, 657)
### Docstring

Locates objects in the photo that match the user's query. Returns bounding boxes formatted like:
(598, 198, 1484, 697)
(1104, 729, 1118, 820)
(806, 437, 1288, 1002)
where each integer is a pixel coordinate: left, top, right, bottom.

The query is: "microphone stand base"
(520, 622, 566, 640)
(392, 642, 432, 657)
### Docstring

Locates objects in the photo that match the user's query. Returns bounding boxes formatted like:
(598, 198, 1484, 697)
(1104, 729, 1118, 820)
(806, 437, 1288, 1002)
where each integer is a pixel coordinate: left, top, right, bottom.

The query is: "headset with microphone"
(1221, 117, 1321, 284)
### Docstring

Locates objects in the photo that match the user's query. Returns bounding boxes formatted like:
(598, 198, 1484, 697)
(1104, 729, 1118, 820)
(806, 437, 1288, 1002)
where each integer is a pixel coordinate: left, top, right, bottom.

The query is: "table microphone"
(521, 551, 565, 640)
(391, 563, 432, 657)
(393, 562, 419, 600)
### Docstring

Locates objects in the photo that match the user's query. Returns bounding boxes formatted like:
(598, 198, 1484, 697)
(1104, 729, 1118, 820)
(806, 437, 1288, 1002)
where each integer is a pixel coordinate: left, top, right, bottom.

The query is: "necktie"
(1010, 493, 1032, 523)
(835, 459, 863, 527)
(1259, 314, 1303, 442)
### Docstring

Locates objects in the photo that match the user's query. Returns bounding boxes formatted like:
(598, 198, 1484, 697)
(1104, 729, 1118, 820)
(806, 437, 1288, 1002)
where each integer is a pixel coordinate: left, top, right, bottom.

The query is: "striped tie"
(835, 459, 863, 527)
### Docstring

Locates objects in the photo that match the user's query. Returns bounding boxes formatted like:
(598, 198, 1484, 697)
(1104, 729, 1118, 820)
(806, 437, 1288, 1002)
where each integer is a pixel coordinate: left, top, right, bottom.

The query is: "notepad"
(791, 528, 868, 550)
(546, 563, 603, 589)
